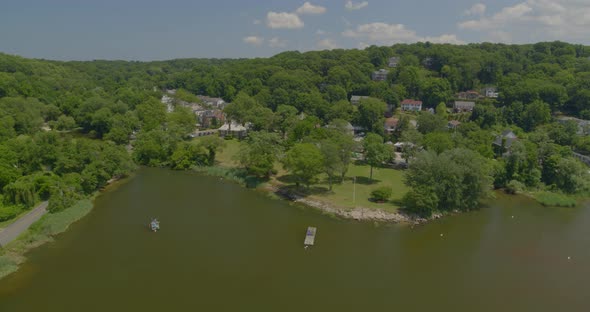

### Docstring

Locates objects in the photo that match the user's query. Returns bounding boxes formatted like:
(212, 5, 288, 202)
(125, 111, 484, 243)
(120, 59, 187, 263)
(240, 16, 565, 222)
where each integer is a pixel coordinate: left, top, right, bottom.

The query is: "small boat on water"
(304, 226, 316, 248)
(150, 219, 160, 232)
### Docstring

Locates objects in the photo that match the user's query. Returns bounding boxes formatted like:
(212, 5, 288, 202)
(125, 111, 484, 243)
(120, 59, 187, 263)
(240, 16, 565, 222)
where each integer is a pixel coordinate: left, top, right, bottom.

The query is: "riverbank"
(0, 199, 94, 279)
(0, 202, 48, 247)
(0, 176, 128, 280)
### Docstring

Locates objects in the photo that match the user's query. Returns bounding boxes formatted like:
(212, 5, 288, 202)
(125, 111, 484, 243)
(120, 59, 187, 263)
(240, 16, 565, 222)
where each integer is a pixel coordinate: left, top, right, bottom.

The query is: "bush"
(506, 180, 525, 195)
(371, 187, 392, 202)
(0, 204, 23, 222)
(402, 188, 439, 218)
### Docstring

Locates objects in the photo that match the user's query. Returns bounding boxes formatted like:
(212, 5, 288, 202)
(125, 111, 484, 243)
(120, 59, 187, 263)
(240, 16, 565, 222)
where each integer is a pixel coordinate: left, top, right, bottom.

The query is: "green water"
(0, 167, 589, 311)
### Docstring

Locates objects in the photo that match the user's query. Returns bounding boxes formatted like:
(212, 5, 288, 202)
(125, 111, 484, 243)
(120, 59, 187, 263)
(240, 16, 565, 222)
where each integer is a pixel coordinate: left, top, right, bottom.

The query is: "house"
(556, 116, 590, 135)
(372, 69, 389, 81)
(493, 130, 518, 153)
(198, 109, 225, 128)
(218, 122, 249, 139)
(388, 57, 400, 68)
(384, 117, 399, 135)
(422, 57, 434, 68)
(161, 95, 174, 113)
(456, 90, 481, 100)
(483, 87, 499, 98)
(198, 95, 226, 109)
(350, 95, 370, 105)
(453, 101, 475, 112)
(326, 121, 355, 136)
(448, 120, 461, 130)
(400, 99, 422, 112)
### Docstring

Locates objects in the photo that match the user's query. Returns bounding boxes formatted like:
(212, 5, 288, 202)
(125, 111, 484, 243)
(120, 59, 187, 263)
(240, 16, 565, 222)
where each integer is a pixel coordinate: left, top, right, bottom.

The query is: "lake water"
(0, 167, 589, 311)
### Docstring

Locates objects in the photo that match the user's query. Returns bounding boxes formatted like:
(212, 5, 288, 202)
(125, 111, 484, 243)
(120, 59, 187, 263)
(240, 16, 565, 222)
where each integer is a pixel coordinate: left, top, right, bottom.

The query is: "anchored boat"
(150, 219, 160, 232)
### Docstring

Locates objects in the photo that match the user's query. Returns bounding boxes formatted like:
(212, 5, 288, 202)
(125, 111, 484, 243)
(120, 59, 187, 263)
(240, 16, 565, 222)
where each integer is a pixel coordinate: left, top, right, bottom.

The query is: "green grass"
(534, 192, 577, 207)
(196, 136, 409, 213)
(192, 137, 242, 167)
(307, 164, 409, 212)
(0, 199, 94, 280)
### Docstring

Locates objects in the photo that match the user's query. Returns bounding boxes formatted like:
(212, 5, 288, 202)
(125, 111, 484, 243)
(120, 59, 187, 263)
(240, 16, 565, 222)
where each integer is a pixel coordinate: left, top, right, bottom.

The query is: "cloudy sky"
(0, 0, 588, 60)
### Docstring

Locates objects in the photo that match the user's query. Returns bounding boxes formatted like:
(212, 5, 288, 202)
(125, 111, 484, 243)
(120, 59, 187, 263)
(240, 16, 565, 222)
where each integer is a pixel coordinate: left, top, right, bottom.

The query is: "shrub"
(402, 188, 438, 218)
(371, 187, 392, 202)
(506, 180, 525, 195)
(0, 204, 23, 222)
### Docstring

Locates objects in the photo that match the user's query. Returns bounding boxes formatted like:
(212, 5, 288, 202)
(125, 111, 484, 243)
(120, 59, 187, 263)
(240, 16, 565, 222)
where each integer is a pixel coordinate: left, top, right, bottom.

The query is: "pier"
(304, 227, 316, 246)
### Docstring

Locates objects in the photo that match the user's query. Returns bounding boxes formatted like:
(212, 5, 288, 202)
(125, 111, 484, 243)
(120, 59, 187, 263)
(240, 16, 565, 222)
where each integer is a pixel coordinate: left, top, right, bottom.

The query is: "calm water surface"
(0, 167, 589, 311)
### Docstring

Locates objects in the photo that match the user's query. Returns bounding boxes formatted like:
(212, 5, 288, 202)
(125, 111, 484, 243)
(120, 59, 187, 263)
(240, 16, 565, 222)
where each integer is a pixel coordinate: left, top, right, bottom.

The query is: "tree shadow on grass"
(275, 184, 330, 200)
(352, 176, 381, 185)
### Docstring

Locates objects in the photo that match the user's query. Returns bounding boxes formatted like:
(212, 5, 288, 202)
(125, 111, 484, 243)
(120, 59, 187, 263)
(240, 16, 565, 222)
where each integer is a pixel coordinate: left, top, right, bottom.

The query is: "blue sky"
(0, 0, 587, 61)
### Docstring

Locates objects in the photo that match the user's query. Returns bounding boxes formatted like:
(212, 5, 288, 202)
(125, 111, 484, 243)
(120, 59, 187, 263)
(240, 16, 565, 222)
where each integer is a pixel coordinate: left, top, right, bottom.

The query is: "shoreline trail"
(0, 202, 48, 247)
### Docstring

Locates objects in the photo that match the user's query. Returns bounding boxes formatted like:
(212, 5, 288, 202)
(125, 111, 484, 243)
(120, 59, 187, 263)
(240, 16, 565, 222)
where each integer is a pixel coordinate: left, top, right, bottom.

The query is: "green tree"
(417, 112, 447, 134)
(363, 133, 391, 181)
(404, 148, 492, 213)
(358, 98, 387, 134)
(198, 135, 226, 165)
(238, 131, 283, 178)
(423, 132, 454, 154)
(283, 143, 324, 189)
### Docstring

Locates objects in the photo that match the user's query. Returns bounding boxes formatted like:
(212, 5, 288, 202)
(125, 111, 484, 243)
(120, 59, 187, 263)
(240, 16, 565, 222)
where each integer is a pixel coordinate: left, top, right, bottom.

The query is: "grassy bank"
(0, 199, 94, 280)
(533, 192, 577, 207)
(207, 138, 409, 213)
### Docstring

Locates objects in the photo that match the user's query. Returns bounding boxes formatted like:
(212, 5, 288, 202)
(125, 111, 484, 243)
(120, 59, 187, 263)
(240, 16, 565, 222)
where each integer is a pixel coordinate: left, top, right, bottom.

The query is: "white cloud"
(266, 11, 304, 29)
(458, 0, 590, 42)
(345, 1, 369, 11)
(316, 29, 328, 35)
(253, 19, 261, 25)
(464, 3, 486, 16)
(343, 22, 465, 45)
(243, 36, 264, 46)
(268, 37, 288, 48)
(317, 38, 339, 50)
(296, 2, 326, 15)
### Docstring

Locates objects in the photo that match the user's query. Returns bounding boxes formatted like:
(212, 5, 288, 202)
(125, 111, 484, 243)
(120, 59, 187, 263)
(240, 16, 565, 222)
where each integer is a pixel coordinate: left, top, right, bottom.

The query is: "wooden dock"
(304, 227, 317, 246)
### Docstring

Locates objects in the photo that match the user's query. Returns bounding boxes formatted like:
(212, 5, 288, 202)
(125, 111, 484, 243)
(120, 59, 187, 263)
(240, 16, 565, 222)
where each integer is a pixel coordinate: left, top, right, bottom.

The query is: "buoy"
(568, 256, 571, 260)
(440, 233, 444, 237)
(511, 215, 514, 218)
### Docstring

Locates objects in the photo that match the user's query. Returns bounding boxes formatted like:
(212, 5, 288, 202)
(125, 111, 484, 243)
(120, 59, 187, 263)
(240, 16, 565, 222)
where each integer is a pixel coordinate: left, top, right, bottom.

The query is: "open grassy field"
(204, 137, 408, 213)
(307, 164, 408, 213)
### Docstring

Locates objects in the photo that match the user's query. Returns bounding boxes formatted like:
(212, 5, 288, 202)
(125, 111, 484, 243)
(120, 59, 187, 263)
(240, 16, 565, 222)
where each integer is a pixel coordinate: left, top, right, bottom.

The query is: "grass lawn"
(192, 137, 242, 167)
(195, 137, 409, 213)
(306, 164, 409, 213)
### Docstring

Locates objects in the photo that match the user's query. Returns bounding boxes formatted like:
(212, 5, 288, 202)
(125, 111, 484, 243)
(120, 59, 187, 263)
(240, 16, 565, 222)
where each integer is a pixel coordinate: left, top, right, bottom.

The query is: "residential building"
(556, 116, 590, 135)
(483, 87, 499, 98)
(198, 109, 225, 128)
(350, 95, 370, 105)
(493, 130, 518, 153)
(453, 101, 475, 112)
(388, 57, 400, 68)
(400, 99, 422, 112)
(218, 122, 249, 139)
(372, 69, 389, 81)
(198, 95, 226, 108)
(448, 120, 461, 130)
(384, 117, 399, 135)
(161, 95, 174, 113)
(456, 90, 481, 100)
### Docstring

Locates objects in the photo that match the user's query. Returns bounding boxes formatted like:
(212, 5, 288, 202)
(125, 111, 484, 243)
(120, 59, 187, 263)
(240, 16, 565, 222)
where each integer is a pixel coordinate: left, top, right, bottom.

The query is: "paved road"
(0, 202, 48, 247)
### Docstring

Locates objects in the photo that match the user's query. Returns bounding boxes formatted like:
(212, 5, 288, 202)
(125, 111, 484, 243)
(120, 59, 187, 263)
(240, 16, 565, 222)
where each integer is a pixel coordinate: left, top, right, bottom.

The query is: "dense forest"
(2, 41, 590, 220)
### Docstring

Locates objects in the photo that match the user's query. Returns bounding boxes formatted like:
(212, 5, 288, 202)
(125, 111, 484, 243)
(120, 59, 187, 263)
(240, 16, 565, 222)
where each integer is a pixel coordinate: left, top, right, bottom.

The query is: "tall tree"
(282, 143, 324, 189)
(363, 133, 391, 181)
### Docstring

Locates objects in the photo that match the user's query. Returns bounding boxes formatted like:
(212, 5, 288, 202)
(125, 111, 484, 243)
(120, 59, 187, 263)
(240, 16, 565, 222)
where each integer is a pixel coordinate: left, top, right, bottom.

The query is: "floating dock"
(304, 227, 317, 246)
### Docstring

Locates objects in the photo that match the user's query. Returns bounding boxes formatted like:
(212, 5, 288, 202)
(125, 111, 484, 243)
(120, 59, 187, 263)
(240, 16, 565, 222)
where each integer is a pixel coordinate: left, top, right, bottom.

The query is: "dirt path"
(0, 202, 48, 247)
